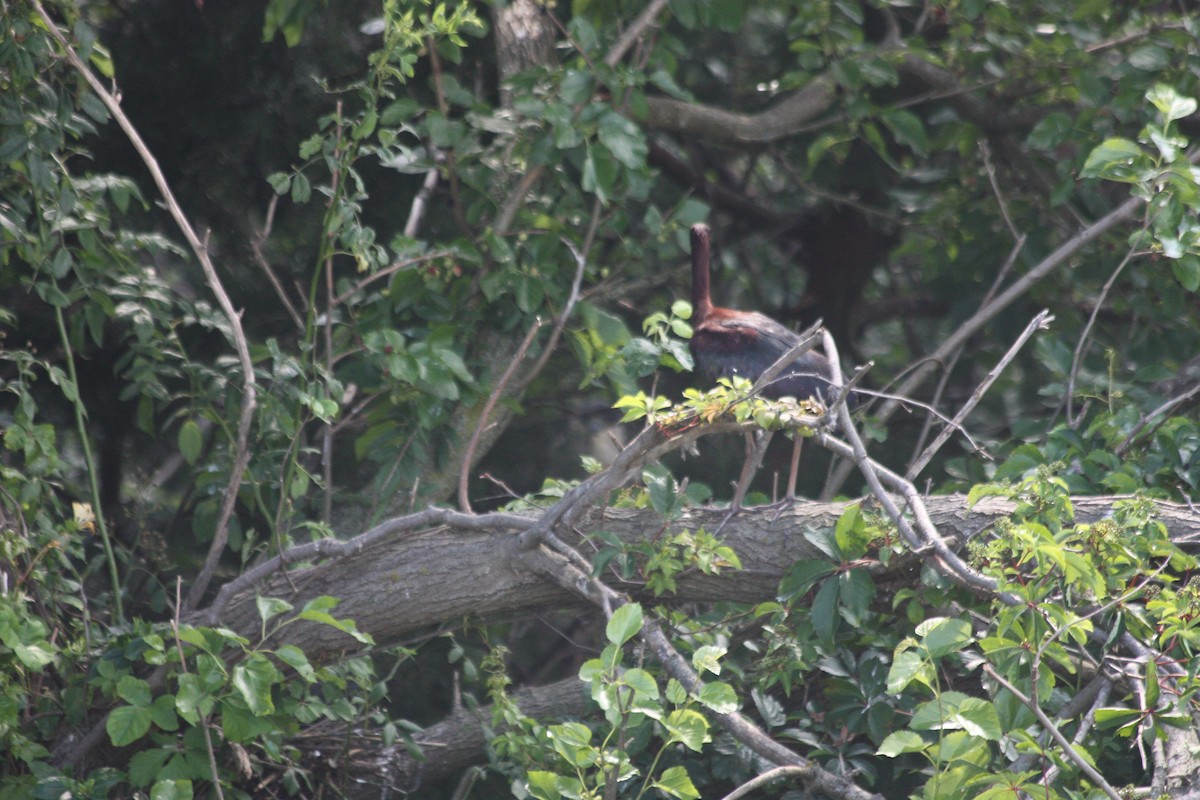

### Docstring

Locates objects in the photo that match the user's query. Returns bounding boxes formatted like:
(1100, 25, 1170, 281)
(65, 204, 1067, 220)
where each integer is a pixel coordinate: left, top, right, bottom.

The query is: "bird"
(687, 222, 850, 507)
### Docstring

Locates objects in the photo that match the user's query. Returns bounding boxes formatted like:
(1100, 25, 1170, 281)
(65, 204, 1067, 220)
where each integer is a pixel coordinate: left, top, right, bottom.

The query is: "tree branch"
(638, 76, 837, 144)
(32, 2, 259, 614)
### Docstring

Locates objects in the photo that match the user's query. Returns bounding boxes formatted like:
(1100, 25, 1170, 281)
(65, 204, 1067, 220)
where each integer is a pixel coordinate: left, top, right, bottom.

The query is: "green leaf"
(1025, 111, 1073, 150)
(1129, 45, 1169, 71)
(380, 97, 420, 124)
(150, 694, 179, 732)
(256, 595, 293, 624)
(886, 649, 928, 694)
(297, 598, 374, 644)
(919, 617, 973, 658)
(653, 765, 700, 800)
(117, 675, 153, 707)
(267, 172, 291, 195)
(129, 747, 172, 787)
(810, 577, 839, 644)
(526, 771, 562, 800)
(877, 730, 927, 757)
(1145, 658, 1160, 709)
(232, 655, 281, 716)
(696, 681, 738, 714)
(50, 247, 73, 279)
(663, 709, 710, 751)
(1171, 255, 1200, 292)
(291, 171, 311, 203)
(778, 559, 836, 601)
(622, 667, 660, 699)
(1093, 707, 1143, 730)
(834, 503, 867, 558)
(597, 111, 648, 170)
(150, 779, 194, 800)
(910, 691, 972, 731)
(175, 673, 212, 724)
(548, 721, 596, 768)
(298, 133, 323, 159)
(691, 645, 725, 676)
(838, 568, 875, 623)
(107, 704, 153, 747)
(13, 640, 56, 668)
(561, 70, 595, 104)
(582, 143, 616, 203)
(1146, 84, 1197, 121)
(955, 697, 1002, 740)
(274, 644, 316, 681)
(644, 468, 678, 519)
(606, 602, 643, 646)
(221, 697, 276, 743)
(178, 420, 202, 466)
(881, 108, 927, 156)
(352, 107, 377, 141)
(1080, 138, 1149, 182)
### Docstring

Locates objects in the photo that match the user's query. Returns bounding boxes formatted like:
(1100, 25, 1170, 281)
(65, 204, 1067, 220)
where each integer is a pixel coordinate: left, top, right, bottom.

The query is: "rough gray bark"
(205, 494, 1200, 663)
(257, 493, 1200, 799)
(639, 75, 837, 144)
(298, 677, 590, 798)
(494, 0, 556, 108)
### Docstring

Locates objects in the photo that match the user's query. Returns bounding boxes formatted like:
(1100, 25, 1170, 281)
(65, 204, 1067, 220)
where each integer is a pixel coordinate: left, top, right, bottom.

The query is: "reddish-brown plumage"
(689, 223, 839, 402)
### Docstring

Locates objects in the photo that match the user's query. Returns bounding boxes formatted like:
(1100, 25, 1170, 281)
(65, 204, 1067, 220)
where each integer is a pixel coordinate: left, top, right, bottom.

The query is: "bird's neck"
(692, 246, 714, 321)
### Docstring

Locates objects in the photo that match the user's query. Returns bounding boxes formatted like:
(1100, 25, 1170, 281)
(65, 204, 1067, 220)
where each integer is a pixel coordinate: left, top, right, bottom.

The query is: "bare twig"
(817, 331, 1006, 597)
(719, 766, 812, 800)
(250, 194, 306, 331)
(603, 0, 671, 68)
(983, 664, 1122, 800)
(749, 323, 823, 398)
(332, 250, 451, 305)
(426, 36, 471, 237)
(1114, 379, 1200, 457)
(457, 226, 592, 512)
(514, 204, 598, 395)
(1066, 222, 1146, 426)
(979, 139, 1021, 242)
(494, 166, 544, 236)
(907, 310, 1053, 479)
(404, 167, 440, 238)
(884, 196, 1142, 418)
(906, 234, 1026, 469)
(826, 192, 1145, 493)
(518, 542, 884, 800)
(322, 107, 342, 526)
(32, 2, 260, 614)
(458, 318, 545, 513)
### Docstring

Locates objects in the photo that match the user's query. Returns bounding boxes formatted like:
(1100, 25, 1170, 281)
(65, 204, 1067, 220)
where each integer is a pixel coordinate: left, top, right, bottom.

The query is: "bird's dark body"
(690, 310, 838, 401)
(687, 224, 843, 405)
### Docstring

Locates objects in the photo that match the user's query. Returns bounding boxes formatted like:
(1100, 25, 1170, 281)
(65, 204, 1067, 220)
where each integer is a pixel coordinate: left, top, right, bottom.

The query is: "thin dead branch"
(32, 2, 260, 614)
(250, 195, 306, 331)
(907, 309, 1053, 479)
(1066, 216, 1148, 426)
(458, 318, 545, 512)
(826, 191, 1146, 493)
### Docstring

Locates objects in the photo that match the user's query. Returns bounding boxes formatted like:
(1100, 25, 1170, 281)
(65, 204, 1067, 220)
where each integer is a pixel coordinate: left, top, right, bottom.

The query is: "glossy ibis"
(688, 223, 848, 505)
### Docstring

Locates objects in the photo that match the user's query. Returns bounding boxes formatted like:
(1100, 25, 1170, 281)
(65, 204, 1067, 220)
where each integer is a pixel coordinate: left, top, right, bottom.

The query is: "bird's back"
(690, 310, 840, 402)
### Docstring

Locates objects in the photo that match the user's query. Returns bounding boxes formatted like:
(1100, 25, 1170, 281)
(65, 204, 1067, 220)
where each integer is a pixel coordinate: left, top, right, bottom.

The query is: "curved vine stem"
(33, 2, 260, 612)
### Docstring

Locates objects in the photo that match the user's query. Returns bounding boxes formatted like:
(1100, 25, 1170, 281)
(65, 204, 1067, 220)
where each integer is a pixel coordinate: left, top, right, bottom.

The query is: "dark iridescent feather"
(688, 224, 849, 405)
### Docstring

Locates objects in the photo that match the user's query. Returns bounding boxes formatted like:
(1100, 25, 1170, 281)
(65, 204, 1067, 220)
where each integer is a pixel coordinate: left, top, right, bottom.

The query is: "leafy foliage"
(2, 0, 1200, 798)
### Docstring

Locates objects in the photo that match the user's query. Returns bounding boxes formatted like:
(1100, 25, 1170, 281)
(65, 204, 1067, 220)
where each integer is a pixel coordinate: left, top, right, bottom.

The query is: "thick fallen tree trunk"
(234, 493, 1198, 799)
(198, 494, 1200, 663)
